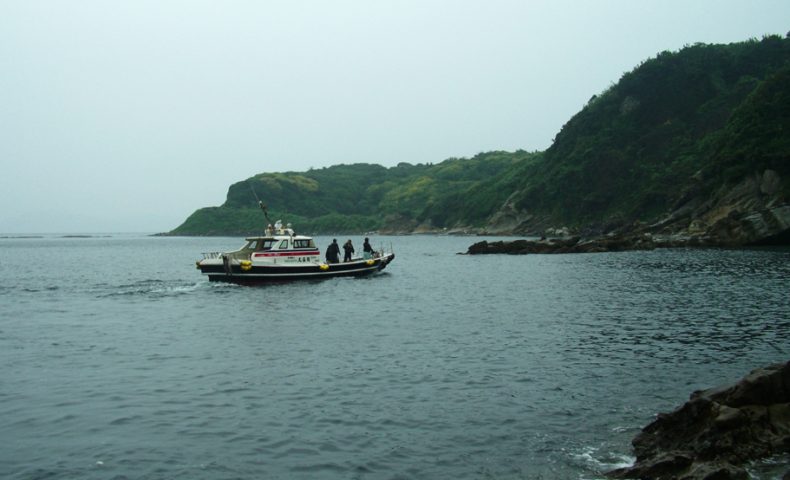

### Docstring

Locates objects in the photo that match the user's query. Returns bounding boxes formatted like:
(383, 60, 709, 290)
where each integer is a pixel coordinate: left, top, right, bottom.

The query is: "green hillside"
(505, 35, 790, 231)
(170, 35, 790, 240)
(171, 151, 534, 235)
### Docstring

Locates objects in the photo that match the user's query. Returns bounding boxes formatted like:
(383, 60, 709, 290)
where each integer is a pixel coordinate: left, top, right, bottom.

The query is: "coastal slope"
(169, 35, 790, 245)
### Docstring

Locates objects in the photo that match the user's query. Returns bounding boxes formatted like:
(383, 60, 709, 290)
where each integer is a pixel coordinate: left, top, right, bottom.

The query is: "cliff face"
(647, 169, 790, 246)
(481, 170, 790, 247)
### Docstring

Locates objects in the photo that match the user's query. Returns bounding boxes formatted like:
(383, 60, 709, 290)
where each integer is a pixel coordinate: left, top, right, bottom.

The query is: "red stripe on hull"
(252, 250, 320, 258)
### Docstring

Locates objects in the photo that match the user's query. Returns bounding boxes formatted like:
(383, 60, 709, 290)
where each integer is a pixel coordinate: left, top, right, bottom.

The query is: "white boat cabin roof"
(241, 227, 318, 251)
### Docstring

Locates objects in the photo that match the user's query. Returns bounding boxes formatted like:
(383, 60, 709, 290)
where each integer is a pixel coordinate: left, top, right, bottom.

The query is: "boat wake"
(100, 279, 205, 298)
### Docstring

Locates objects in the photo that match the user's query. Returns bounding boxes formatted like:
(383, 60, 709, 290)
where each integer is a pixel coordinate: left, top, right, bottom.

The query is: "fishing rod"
(248, 180, 273, 225)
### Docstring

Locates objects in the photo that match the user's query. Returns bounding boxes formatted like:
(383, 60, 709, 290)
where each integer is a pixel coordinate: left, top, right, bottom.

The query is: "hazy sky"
(1, 1, 788, 233)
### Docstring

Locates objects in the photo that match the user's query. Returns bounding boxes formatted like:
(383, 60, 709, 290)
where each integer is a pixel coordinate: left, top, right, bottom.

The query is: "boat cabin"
(226, 224, 321, 265)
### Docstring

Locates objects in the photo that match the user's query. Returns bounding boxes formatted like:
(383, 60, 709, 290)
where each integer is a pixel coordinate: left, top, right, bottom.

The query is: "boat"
(196, 220, 395, 284)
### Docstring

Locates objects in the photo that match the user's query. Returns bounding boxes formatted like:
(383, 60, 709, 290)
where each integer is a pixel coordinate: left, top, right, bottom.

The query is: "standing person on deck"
(325, 239, 340, 264)
(362, 237, 374, 259)
(343, 239, 355, 262)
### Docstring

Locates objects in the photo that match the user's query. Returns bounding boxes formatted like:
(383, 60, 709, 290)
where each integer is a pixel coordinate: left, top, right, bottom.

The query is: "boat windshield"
(245, 239, 276, 251)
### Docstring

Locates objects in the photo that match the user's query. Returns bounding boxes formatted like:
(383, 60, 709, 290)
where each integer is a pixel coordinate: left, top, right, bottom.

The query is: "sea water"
(1, 234, 788, 479)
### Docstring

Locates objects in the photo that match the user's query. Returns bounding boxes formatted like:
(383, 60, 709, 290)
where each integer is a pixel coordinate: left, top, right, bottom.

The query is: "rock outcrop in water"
(466, 234, 658, 255)
(608, 361, 790, 480)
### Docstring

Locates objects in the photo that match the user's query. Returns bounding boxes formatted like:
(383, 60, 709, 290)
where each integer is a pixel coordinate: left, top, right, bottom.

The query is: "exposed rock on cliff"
(608, 361, 790, 480)
(470, 168, 790, 252)
(483, 192, 538, 235)
(651, 170, 790, 246)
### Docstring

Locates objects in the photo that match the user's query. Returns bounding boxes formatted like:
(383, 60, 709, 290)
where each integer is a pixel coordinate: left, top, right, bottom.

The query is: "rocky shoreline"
(464, 170, 790, 253)
(464, 232, 728, 255)
(607, 361, 790, 480)
(466, 198, 790, 255)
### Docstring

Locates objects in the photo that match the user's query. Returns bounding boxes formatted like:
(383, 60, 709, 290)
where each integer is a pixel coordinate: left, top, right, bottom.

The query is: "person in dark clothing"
(362, 237, 374, 259)
(325, 239, 340, 264)
(342, 239, 355, 262)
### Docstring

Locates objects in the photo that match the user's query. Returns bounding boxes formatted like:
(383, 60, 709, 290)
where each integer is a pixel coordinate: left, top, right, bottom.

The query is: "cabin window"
(278, 240, 289, 249)
(250, 239, 275, 251)
(293, 239, 316, 249)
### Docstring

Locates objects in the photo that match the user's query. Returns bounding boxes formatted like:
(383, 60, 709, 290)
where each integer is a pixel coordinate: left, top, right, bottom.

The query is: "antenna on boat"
(248, 180, 273, 226)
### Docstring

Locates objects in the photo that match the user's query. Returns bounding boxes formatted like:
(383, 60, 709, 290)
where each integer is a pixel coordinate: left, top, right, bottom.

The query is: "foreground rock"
(608, 361, 790, 480)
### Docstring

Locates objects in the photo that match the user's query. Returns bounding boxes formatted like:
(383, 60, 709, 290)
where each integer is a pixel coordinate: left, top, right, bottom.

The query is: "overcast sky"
(1, 1, 788, 233)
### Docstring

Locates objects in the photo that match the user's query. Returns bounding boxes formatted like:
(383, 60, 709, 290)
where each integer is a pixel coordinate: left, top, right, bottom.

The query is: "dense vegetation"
(506, 34, 790, 229)
(172, 151, 535, 234)
(171, 35, 790, 236)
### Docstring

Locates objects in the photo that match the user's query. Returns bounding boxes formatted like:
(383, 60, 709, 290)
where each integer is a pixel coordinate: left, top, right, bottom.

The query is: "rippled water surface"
(1, 234, 789, 479)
